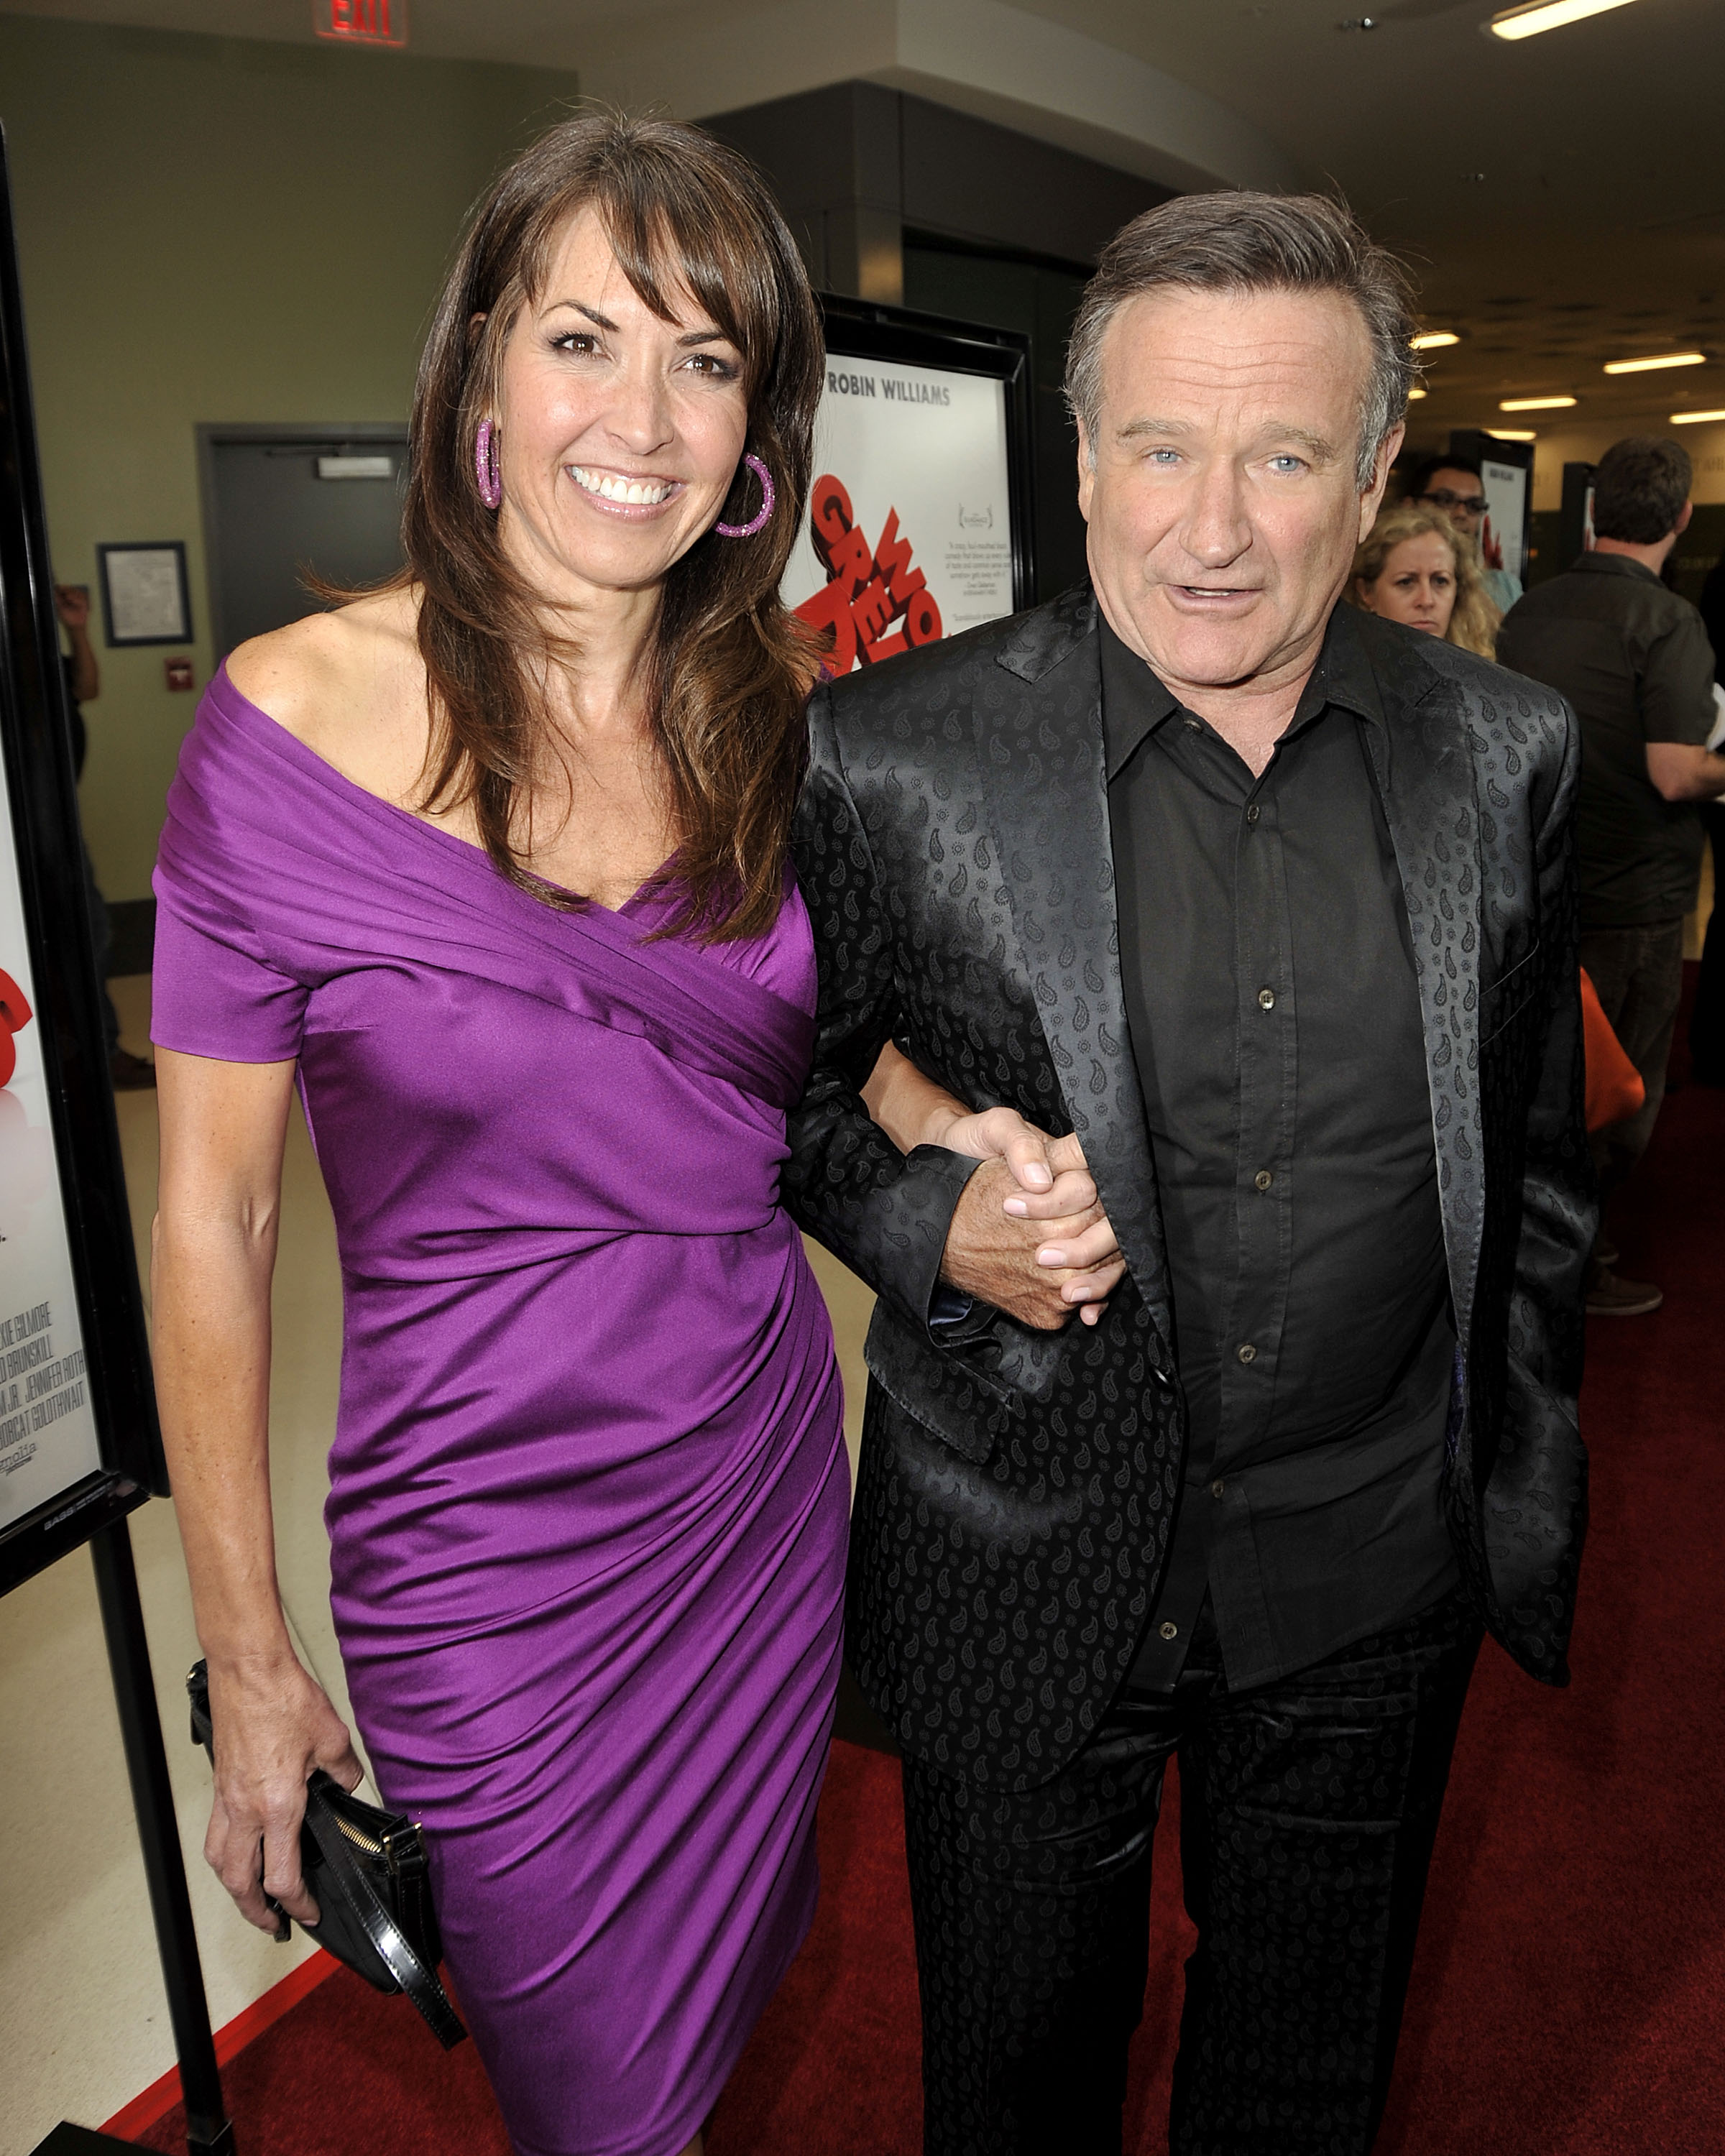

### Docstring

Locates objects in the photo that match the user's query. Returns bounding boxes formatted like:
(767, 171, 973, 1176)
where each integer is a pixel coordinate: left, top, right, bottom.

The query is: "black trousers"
(1579, 918, 1685, 1200)
(901, 1591, 1481, 2156)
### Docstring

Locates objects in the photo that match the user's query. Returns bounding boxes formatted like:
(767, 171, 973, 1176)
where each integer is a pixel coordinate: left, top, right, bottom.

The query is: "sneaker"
(1594, 1236, 1620, 1269)
(1586, 1269, 1663, 1317)
(109, 1047, 157, 1091)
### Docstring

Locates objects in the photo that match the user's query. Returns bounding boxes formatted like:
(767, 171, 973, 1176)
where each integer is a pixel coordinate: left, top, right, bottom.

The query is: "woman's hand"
(203, 1655, 364, 1934)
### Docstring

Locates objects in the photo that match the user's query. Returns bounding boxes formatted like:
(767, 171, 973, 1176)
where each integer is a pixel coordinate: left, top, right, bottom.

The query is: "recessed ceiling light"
(1409, 331, 1460, 351)
(1486, 0, 1641, 42)
(1407, 387, 1428, 400)
(1670, 408, 1725, 425)
(1499, 395, 1577, 410)
(1602, 351, 1707, 374)
(1487, 428, 1538, 441)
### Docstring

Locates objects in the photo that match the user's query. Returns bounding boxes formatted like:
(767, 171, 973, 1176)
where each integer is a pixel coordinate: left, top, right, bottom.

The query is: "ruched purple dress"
(152, 669, 849, 2156)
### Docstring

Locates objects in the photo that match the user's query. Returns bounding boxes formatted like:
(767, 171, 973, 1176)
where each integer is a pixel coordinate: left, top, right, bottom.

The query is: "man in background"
(1499, 436, 1724, 1313)
(1690, 548, 1725, 1084)
(1409, 449, 1523, 614)
(54, 583, 152, 1090)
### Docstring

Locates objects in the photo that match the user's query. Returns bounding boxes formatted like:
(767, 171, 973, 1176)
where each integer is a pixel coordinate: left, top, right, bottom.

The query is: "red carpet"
(137, 1049, 1725, 2155)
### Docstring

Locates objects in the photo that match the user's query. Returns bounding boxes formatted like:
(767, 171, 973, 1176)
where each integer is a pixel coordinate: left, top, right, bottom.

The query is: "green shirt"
(1499, 553, 1716, 928)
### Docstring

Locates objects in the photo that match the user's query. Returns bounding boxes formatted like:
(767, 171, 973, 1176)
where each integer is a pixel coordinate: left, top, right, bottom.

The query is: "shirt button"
(1245, 803, 1261, 825)
(1183, 716, 1202, 732)
(1158, 1620, 1179, 1641)
(1237, 1342, 1257, 1363)
(1211, 1478, 1226, 1498)
(1257, 987, 1276, 1010)
(1254, 1169, 1273, 1192)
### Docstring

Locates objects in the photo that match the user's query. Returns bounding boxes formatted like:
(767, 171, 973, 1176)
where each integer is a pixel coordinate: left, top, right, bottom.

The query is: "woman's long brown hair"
(403, 112, 825, 941)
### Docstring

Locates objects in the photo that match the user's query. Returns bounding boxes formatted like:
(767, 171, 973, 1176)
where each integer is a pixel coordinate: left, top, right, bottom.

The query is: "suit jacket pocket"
(1479, 941, 1542, 1048)
(863, 1301, 1024, 1466)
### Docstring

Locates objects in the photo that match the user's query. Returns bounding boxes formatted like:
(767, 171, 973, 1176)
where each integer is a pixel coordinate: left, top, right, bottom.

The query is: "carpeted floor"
(138, 1056, 1725, 2156)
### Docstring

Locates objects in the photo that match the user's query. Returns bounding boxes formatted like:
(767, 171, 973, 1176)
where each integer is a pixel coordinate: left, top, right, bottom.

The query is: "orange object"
(1581, 967, 1645, 1132)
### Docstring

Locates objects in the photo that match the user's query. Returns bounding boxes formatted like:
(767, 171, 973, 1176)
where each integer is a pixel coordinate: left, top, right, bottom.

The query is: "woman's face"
(489, 206, 750, 608)
(1357, 530, 1458, 637)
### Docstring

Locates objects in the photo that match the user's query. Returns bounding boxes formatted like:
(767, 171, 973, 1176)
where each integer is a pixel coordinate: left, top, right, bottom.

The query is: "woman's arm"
(153, 1047, 361, 1934)
(860, 1041, 1126, 1323)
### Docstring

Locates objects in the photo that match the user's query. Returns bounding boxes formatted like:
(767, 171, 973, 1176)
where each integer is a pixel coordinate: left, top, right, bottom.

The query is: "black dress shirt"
(1498, 552, 1716, 929)
(1101, 604, 1458, 1692)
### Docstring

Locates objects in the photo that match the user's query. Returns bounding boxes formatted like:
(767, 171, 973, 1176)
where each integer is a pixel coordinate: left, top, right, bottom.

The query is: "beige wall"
(0, 14, 581, 900)
(1530, 413, 1725, 510)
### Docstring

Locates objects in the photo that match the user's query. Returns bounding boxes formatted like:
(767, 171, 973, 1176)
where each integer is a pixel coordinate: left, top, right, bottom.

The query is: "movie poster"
(782, 353, 1016, 665)
(0, 730, 98, 1527)
(1481, 456, 1530, 583)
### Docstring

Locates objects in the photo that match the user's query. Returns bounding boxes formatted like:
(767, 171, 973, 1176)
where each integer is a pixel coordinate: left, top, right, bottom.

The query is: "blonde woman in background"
(1351, 498, 1502, 656)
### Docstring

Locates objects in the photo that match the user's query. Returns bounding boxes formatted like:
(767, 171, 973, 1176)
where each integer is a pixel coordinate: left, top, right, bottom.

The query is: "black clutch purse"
(188, 1660, 466, 2050)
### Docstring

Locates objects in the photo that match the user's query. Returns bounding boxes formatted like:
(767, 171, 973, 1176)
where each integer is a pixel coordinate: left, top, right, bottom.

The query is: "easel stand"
(30, 1517, 236, 2155)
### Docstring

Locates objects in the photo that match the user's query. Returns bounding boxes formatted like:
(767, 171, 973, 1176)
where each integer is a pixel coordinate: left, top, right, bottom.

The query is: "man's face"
(1077, 286, 1397, 696)
(1417, 465, 1487, 540)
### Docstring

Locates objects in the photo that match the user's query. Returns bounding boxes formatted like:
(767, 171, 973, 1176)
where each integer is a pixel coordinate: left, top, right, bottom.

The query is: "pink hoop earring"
(715, 453, 775, 538)
(474, 419, 502, 511)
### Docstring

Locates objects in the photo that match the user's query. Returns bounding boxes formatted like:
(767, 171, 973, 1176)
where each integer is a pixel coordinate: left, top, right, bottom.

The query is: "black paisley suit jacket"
(784, 584, 1593, 1794)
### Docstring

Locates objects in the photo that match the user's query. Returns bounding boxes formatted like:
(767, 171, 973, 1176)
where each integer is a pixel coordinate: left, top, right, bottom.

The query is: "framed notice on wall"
(783, 295, 1036, 669)
(0, 132, 162, 1596)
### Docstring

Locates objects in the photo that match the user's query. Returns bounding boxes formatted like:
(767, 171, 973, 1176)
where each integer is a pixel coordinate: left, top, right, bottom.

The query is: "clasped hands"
(928, 1104, 1125, 1331)
(860, 1043, 1125, 1332)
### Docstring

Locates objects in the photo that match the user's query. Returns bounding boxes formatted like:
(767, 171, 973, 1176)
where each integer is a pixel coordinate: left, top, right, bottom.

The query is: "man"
(1688, 545, 1725, 1084)
(1499, 436, 1724, 1314)
(1407, 448, 1523, 615)
(786, 191, 1591, 2156)
(54, 581, 154, 1089)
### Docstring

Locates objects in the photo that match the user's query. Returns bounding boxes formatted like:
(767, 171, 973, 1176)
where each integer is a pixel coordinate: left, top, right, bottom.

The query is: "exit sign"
(316, 0, 407, 45)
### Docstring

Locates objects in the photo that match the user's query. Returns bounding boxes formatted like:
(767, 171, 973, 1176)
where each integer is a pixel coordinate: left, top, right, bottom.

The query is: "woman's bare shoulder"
(224, 589, 421, 759)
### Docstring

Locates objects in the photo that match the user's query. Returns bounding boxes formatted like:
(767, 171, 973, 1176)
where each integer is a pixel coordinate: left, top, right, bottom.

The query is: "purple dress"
(152, 670, 849, 2156)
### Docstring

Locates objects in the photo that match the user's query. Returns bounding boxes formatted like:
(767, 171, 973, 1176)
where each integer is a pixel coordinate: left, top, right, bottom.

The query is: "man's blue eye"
(1269, 456, 1305, 474)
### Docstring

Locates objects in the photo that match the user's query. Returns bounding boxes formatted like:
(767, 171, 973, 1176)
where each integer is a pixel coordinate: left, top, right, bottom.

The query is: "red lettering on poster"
(795, 474, 942, 674)
(316, 0, 408, 47)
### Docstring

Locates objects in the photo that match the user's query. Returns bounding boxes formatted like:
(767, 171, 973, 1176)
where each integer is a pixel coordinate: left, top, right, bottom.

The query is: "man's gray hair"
(1065, 191, 1420, 489)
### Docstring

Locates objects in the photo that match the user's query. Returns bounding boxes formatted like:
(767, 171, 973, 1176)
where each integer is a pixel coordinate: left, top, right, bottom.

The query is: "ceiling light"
(1487, 428, 1537, 441)
(1487, 0, 1641, 42)
(1407, 387, 1428, 400)
(1603, 351, 1707, 374)
(1499, 395, 1576, 410)
(1670, 408, 1725, 425)
(1409, 331, 1460, 351)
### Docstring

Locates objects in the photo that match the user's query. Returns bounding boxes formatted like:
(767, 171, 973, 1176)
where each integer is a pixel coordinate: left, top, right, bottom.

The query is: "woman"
(150, 114, 1100, 2156)
(1349, 498, 1502, 656)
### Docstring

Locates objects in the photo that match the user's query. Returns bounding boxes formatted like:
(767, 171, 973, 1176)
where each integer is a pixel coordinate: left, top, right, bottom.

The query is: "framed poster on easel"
(1450, 427, 1534, 587)
(784, 293, 1036, 668)
(1, 119, 232, 2156)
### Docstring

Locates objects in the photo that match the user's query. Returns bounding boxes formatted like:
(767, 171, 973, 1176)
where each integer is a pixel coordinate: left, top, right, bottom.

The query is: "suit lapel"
(1357, 628, 1485, 1358)
(975, 589, 1176, 1360)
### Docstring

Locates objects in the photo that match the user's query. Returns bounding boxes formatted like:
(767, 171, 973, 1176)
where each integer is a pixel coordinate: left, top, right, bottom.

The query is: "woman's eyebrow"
(543, 299, 731, 350)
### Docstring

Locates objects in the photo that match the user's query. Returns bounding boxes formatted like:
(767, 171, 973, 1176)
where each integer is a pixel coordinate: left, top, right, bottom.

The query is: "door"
(198, 425, 409, 657)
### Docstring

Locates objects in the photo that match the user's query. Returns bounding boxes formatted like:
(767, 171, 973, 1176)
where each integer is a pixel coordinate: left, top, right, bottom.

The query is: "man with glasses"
(1408, 451, 1523, 614)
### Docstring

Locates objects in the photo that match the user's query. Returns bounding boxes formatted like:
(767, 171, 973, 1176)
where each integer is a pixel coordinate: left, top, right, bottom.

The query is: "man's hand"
(938, 1115, 1125, 1330)
(54, 583, 90, 633)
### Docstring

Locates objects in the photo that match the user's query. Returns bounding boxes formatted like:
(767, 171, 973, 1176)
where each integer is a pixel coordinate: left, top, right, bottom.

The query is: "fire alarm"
(165, 656, 194, 691)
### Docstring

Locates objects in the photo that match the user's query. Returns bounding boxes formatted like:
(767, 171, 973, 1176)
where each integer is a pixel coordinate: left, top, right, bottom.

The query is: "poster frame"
(0, 124, 162, 1600)
(815, 291, 1039, 618)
